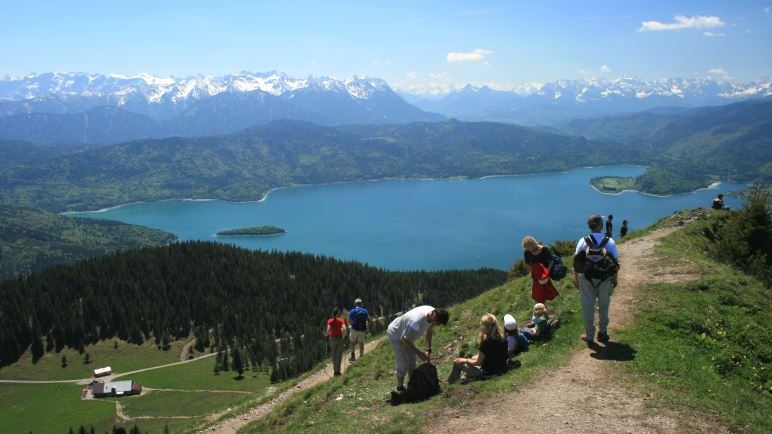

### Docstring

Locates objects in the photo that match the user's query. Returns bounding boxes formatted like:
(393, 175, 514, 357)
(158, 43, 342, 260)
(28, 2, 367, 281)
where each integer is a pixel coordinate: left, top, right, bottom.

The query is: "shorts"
(389, 337, 416, 377)
(350, 329, 366, 344)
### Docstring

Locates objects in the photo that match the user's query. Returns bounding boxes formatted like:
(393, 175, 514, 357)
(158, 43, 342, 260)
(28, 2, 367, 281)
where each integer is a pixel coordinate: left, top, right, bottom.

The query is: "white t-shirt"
(387, 305, 434, 343)
(574, 232, 620, 258)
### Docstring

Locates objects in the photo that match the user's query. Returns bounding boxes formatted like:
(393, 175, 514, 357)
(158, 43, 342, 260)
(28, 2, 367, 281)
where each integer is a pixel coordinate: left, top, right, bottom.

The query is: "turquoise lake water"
(71, 166, 746, 271)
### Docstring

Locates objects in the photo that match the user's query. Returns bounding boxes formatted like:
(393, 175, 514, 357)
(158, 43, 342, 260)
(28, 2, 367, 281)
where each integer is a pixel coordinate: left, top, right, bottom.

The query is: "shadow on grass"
(590, 341, 637, 361)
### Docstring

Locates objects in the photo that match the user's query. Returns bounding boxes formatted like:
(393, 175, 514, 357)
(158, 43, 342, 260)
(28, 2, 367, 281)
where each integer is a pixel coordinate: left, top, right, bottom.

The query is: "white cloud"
(446, 48, 493, 64)
(765, 7, 770, 14)
(405, 71, 418, 80)
(372, 59, 392, 65)
(599, 65, 612, 73)
(638, 15, 725, 32)
(707, 68, 731, 80)
(703, 31, 726, 37)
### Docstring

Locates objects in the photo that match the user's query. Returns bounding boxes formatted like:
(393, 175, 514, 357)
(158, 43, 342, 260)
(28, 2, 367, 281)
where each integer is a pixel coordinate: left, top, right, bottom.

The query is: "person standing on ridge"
(605, 214, 614, 238)
(348, 298, 369, 362)
(388, 306, 449, 394)
(522, 236, 559, 303)
(712, 194, 729, 210)
(325, 308, 348, 376)
(573, 214, 620, 346)
(620, 220, 629, 239)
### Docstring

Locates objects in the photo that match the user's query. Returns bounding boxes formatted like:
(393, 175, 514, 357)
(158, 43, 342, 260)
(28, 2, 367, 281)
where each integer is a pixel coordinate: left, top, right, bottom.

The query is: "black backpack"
(573, 235, 619, 281)
(549, 254, 568, 280)
(404, 363, 441, 403)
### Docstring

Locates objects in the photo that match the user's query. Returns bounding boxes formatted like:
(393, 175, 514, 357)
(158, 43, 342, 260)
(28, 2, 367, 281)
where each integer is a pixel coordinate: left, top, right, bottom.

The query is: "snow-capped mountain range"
(410, 75, 772, 123)
(0, 72, 443, 143)
(0, 71, 392, 105)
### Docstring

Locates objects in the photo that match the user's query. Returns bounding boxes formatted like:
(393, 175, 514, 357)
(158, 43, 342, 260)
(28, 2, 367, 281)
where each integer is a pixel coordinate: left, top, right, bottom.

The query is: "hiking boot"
(333, 371, 342, 377)
(580, 335, 595, 347)
(349, 355, 356, 362)
(597, 331, 610, 343)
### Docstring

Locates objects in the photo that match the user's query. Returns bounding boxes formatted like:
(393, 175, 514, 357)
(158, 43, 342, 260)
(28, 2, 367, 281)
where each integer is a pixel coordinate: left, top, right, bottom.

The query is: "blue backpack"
(351, 307, 368, 331)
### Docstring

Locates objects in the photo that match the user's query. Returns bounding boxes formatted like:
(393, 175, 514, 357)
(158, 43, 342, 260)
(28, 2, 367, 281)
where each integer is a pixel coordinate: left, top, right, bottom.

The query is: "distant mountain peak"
(0, 71, 401, 104)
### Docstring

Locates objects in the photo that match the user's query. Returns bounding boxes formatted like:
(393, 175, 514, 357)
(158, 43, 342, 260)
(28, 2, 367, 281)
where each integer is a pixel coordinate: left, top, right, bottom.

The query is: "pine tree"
(83, 352, 91, 364)
(231, 347, 244, 378)
(61, 355, 68, 368)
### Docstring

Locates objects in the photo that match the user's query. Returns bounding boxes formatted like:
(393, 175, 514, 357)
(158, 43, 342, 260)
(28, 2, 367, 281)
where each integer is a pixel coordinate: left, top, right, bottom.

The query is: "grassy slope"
(0, 339, 188, 381)
(241, 211, 771, 434)
(0, 348, 270, 434)
(615, 211, 771, 433)
(0, 383, 117, 433)
(242, 274, 583, 433)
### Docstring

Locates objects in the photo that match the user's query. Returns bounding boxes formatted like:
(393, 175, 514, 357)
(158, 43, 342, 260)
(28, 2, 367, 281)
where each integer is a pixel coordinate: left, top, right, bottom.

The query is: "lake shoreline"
(589, 181, 724, 198)
(61, 165, 650, 214)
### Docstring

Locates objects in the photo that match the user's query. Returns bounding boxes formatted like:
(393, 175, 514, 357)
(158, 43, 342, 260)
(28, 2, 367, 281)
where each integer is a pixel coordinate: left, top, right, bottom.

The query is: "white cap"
(503, 314, 517, 331)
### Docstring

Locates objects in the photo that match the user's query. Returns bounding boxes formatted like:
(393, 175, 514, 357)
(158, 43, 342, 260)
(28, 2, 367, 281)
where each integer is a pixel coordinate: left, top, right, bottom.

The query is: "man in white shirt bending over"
(387, 305, 449, 392)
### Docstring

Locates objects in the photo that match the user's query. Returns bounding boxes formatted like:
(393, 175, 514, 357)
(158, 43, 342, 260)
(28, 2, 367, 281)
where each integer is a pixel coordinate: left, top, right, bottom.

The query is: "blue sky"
(1, 0, 770, 93)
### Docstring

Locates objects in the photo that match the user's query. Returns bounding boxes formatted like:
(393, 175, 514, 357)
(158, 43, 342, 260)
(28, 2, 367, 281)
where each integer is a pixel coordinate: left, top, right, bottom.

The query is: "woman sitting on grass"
(448, 313, 508, 384)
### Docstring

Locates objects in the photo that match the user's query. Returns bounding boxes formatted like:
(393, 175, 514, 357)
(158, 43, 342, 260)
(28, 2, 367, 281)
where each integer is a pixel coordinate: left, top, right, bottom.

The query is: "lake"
(71, 166, 746, 271)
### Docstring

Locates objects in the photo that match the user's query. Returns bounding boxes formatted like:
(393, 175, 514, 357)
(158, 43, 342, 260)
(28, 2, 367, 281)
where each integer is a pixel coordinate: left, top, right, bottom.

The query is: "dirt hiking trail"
(204, 337, 383, 433)
(427, 227, 727, 434)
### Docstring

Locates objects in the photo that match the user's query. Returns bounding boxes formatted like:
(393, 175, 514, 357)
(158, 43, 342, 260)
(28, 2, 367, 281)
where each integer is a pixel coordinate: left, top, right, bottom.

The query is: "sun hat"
(354, 298, 363, 304)
(503, 314, 517, 331)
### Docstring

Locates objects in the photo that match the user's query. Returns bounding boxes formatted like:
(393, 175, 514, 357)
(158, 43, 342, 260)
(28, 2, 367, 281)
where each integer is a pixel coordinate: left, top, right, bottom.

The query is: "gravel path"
(425, 227, 720, 434)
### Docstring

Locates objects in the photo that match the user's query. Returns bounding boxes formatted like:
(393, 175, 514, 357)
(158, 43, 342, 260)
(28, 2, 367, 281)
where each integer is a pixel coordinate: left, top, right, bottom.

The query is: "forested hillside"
(0, 119, 641, 212)
(0, 242, 506, 379)
(564, 99, 772, 194)
(0, 206, 176, 280)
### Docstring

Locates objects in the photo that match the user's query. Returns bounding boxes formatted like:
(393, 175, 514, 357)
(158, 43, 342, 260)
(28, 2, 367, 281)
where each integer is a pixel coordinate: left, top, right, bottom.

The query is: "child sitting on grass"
(503, 314, 529, 356)
(520, 303, 550, 341)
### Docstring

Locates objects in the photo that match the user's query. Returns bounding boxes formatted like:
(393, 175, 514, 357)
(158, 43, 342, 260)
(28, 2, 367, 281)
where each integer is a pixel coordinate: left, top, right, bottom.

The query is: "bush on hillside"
(710, 184, 772, 286)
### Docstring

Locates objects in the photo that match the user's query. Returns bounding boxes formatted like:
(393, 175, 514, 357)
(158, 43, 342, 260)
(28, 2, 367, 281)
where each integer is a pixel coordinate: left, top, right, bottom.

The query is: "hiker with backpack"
(573, 214, 620, 346)
(447, 313, 508, 384)
(620, 220, 629, 239)
(325, 308, 349, 376)
(348, 298, 369, 362)
(388, 306, 450, 395)
(522, 236, 560, 303)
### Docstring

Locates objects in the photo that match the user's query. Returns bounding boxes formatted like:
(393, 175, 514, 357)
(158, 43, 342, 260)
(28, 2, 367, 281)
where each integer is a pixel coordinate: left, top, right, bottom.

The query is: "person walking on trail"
(325, 308, 348, 376)
(605, 214, 614, 238)
(388, 306, 449, 393)
(348, 298, 369, 362)
(522, 236, 559, 303)
(448, 313, 507, 384)
(573, 214, 620, 346)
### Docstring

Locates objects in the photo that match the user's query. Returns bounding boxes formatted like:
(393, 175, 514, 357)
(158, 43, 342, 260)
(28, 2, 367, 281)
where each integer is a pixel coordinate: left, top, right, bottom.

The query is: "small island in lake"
(590, 176, 637, 193)
(216, 226, 286, 236)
